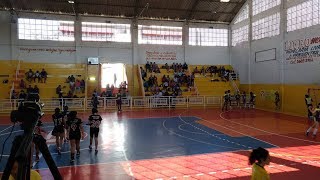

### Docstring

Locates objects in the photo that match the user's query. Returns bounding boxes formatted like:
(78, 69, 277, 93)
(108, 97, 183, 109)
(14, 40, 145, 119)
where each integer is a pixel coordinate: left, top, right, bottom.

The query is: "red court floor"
(1, 108, 320, 179)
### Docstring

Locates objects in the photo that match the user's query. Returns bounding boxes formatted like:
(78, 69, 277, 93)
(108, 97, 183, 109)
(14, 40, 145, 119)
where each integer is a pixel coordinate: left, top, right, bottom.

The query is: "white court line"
(178, 124, 206, 135)
(162, 119, 239, 150)
(219, 110, 320, 144)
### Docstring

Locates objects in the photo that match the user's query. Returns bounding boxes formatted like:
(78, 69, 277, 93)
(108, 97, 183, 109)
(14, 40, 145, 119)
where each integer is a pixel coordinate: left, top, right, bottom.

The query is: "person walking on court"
(222, 91, 229, 111)
(66, 111, 84, 163)
(116, 92, 122, 112)
(306, 103, 320, 138)
(250, 92, 256, 108)
(52, 108, 65, 155)
(249, 147, 270, 180)
(88, 108, 102, 153)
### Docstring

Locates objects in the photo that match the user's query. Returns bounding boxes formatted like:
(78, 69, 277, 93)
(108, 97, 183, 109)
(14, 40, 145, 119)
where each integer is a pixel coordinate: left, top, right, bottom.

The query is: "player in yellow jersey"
(249, 147, 270, 180)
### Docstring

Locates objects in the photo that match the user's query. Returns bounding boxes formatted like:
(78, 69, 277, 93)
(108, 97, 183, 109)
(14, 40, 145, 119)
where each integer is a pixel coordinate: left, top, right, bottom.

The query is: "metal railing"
(229, 74, 240, 93)
(0, 96, 222, 113)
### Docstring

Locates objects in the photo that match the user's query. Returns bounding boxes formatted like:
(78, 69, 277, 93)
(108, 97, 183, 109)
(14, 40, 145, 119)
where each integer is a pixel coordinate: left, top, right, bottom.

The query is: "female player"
(61, 106, 70, 143)
(66, 111, 84, 163)
(306, 103, 320, 138)
(88, 108, 102, 153)
(274, 91, 280, 110)
(250, 92, 256, 108)
(235, 91, 241, 108)
(242, 91, 247, 108)
(249, 147, 270, 180)
(116, 93, 122, 112)
(222, 91, 229, 111)
(33, 120, 46, 163)
(52, 108, 64, 155)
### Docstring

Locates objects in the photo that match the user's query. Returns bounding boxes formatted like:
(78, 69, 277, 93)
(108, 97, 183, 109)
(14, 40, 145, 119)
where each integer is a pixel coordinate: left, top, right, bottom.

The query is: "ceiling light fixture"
(68, 1, 74, 4)
(220, 0, 230, 2)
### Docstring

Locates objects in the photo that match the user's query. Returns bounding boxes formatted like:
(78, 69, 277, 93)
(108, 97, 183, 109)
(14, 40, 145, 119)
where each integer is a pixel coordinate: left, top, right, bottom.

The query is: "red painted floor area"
(2, 108, 320, 179)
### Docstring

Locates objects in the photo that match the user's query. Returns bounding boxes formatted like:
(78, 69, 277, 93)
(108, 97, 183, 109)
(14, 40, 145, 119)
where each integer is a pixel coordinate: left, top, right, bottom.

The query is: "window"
(287, 0, 320, 32)
(253, 0, 281, 16)
(234, 4, 249, 24)
(232, 25, 249, 46)
(18, 18, 74, 41)
(138, 25, 182, 45)
(82, 22, 131, 42)
(189, 28, 228, 46)
(252, 13, 280, 40)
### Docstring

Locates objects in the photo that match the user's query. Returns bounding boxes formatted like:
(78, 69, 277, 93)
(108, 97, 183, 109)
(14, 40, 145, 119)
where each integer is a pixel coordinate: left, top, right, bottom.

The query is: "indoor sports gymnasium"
(0, 0, 319, 179)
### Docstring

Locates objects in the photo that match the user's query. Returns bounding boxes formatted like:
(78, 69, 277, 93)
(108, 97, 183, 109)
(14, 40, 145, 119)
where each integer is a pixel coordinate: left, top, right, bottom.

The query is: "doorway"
(101, 63, 127, 89)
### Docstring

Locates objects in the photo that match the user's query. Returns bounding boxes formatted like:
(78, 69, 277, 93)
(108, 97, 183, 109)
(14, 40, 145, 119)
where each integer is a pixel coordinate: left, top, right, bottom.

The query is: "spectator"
(80, 79, 85, 93)
(66, 90, 73, 98)
(18, 90, 27, 101)
(33, 85, 39, 94)
(56, 85, 63, 97)
(146, 61, 151, 73)
(249, 147, 270, 180)
(69, 75, 75, 82)
(40, 69, 48, 83)
(69, 80, 75, 93)
(25, 69, 34, 83)
(34, 71, 41, 83)
(27, 85, 33, 94)
(19, 79, 26, 89)
(75, 80, 81, 93)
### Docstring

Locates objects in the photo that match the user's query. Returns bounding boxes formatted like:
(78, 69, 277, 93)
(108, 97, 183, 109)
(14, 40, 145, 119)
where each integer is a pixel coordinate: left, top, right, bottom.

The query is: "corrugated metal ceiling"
(0, 0, 246, 23)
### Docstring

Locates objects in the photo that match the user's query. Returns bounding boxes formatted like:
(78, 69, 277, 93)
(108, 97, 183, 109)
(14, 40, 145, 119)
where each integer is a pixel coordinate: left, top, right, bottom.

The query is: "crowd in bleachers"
(141, 61, 193, 97)
(25, 68, 48, 83)
(193, 65, 236, 82)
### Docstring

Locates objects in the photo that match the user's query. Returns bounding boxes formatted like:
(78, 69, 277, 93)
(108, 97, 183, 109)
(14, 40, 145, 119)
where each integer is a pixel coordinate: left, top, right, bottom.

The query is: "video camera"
(10, 93, 44, 132)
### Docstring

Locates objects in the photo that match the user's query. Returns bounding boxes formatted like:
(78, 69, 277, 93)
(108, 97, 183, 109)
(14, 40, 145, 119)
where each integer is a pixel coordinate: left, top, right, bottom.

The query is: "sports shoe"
(89, 145, 92, 150)
(95, 149, 98, 154)
(306, 132, 309, 136)
(70, 158, 75, 163)
(58, 150, 61, 155)
(76, 151, 80, 156)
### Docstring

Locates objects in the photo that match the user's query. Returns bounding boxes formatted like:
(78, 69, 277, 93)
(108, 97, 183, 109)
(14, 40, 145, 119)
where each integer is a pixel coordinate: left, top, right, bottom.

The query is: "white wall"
(231, 0, 320, 85)
(0, 11, 231, 66)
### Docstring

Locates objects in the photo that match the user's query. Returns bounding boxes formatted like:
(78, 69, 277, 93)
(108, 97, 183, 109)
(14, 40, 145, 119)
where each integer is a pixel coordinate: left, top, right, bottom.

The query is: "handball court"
(0, 108, 320, 179)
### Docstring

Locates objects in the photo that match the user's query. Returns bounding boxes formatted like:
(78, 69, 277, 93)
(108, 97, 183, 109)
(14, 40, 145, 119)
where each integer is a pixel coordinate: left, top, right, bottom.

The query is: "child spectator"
(249, 147, 270, 180)
(75, 80, 81, 93)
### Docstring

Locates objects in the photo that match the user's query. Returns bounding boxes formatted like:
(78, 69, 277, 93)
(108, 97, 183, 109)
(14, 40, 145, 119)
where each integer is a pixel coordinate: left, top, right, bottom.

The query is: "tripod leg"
(34, 135, 63, 180)
(2, 135, 23, 180)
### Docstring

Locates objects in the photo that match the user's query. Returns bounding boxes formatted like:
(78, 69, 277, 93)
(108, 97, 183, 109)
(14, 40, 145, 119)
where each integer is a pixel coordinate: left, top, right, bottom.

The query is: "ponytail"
(249, 147, 269, 165)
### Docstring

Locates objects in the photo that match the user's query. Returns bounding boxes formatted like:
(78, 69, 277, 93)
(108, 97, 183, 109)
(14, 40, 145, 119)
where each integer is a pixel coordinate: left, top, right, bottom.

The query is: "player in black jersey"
(116, 93, 122, 112)
(66, 111, 84, 163)
(88, 108, 102, 153)
(306, 104, 320, 138)
(242, 91, 247, 108)
(222, 91, 229, 111)
(62, 106, 70, 143)
(249, 92, 256, 108)
(235, 91, 241, 108)
(52, 108, 65, 155)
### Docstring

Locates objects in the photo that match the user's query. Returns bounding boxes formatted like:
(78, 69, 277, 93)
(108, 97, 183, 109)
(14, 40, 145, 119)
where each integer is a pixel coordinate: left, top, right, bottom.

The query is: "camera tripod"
(1, 103, 62, 180)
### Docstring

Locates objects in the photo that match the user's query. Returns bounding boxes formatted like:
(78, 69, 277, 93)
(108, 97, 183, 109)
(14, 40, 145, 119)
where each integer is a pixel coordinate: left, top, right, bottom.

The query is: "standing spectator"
(91, 94, 99, 109)
(80, 79, 85, 93)
(18, 90, 27, 101)
(70, 75, 75, 83)
(75, 80, 81, 94)
(56, 85, 63, 97)
(40, 69, 48, 83)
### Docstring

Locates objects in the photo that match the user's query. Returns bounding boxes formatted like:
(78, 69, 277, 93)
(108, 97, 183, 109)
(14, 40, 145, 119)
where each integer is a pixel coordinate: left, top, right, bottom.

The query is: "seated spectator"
(70, 75, 75, 82)
(33, 85, 39, 94)
(66, 90, 73, 98)
(18, 90, 27, 101)
(27, 85, 33, 94)
(34, 71, 41, 83)
(19, 79, 26, 89)
(10, 89, 17, 99)
(193, 67, 200, 74)
(25, 69, 34, 83)
(69, 80, 75, 92)
(146, 61, 151, 73)
(40, 68, 48, 83)
(100, 91, 106, 97)
(182, 62, 188, 70)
